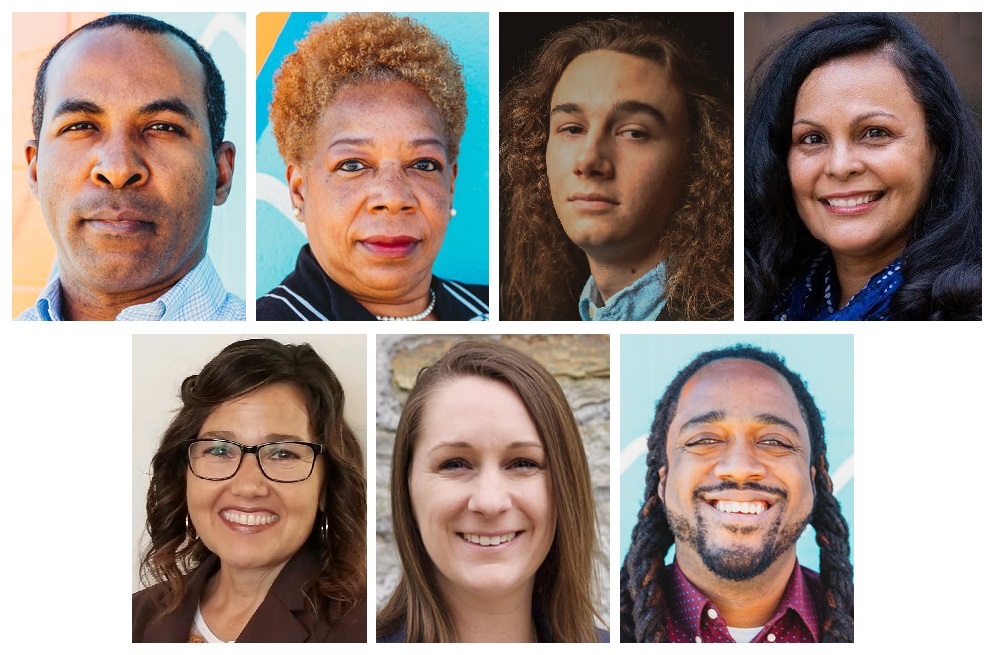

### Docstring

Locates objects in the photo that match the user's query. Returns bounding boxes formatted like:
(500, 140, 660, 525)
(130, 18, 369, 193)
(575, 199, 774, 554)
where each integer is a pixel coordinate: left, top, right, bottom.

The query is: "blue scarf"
(774, 252, 902, 321)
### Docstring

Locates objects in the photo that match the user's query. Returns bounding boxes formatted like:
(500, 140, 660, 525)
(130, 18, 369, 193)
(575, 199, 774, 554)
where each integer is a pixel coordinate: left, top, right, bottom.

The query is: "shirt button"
(706, 608, 718, 620)
(695, 636, 702, 643)
(766, 634, 776, 642)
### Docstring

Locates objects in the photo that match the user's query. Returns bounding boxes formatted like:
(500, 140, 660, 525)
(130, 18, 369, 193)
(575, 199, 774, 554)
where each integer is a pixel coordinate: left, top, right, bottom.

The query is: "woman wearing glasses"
(132, 339, 366, 642)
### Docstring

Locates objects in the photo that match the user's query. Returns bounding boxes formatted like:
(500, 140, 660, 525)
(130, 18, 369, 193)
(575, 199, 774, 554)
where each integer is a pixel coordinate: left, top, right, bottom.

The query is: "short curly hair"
(270, 13, 468, 164)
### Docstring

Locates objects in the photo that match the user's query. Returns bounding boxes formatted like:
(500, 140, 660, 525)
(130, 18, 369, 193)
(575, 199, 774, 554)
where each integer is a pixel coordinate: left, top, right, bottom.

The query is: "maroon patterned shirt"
(662, 560, 822, 643)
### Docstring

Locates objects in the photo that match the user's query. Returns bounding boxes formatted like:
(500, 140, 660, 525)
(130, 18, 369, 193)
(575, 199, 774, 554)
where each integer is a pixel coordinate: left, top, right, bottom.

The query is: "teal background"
(620, 334, 855, 572)
(255, 12, 489, 299)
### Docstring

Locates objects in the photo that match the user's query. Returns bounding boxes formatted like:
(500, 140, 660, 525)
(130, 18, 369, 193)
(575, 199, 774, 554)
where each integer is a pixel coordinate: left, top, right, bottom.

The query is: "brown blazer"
(132, 547, 365, 642)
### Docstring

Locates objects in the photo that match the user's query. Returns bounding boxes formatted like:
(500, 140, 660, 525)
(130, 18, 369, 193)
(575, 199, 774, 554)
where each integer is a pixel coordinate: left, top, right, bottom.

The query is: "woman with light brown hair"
(377, 340, 607, 642)
(501, 15, 733, 321)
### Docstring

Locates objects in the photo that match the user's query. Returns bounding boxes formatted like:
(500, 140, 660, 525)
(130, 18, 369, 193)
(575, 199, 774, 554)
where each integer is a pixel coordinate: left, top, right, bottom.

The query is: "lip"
(219, 507, 280, 534)
(458, 530, 522, 549)
(818, 190, 885, 216)
(568, 192, 620, 213)
(359, 235, 420, 258)
(82, 211, 154, 235)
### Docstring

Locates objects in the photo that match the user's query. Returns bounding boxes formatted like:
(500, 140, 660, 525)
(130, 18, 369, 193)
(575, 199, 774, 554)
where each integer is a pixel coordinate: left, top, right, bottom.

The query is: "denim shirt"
(579, 261, 666, 321)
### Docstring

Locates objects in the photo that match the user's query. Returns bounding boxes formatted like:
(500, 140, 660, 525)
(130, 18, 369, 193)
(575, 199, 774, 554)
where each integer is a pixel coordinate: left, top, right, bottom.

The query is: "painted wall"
(619, 334, 855, 571)
(255, 12, 489, 299)
(11, 12, 247, 316)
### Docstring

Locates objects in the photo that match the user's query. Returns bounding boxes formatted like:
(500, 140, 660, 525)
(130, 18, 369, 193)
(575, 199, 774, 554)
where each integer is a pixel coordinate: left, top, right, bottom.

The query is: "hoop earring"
(318, 511, 329, 545)
(185, 514, 198, 541)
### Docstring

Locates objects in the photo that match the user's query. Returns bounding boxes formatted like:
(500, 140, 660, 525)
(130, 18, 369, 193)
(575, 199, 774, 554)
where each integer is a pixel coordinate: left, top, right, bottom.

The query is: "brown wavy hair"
(139, 339, 366, 626)
(270, 12, 467, 165)
(500, 17, 733, 320)
(376, 340, 604, 642)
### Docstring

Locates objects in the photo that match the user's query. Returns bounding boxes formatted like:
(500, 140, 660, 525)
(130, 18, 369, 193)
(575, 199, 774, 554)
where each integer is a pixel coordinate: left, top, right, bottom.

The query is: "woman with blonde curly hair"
(501, 15, 733, 321)
(257, 13, 488, 321)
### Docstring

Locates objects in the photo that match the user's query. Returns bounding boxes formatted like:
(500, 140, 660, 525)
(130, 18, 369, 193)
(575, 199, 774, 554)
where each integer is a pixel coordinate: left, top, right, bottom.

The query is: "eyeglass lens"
(188, 440, 317, 482)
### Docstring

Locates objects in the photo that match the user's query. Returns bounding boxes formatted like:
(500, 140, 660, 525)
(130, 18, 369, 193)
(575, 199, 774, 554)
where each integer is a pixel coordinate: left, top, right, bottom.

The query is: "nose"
(229, 452, 270, 497)
(367, 164, 417, 214)
(90, 131, 148, 188)
(573, 133, 614, 179)
(713, 437, 766, 483)
(466, 468, 513, 516)
(823, 141, 864, 180)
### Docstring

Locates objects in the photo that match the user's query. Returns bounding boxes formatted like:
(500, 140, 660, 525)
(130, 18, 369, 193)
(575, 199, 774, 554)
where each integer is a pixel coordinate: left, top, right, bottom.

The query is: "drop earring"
(450, 207, 457, 218)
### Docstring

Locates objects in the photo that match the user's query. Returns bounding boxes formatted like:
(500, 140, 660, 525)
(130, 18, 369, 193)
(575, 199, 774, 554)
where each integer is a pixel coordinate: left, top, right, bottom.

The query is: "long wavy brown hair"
(376, 340, 604, 642)
(139, 339, 366, 626)
(501, 17, 733, 320)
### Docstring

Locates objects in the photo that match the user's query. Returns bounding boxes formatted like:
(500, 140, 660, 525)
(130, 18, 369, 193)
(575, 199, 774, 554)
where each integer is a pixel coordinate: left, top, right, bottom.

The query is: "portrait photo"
(255, 12, 489, 321)
(620, 334, 854, 642)
(500, 13, 734, 321)
(375, 334, 609, 641)
(11, 12, 247, 320)
(132, 334, 367, 642)
(744, 12, 982, 321)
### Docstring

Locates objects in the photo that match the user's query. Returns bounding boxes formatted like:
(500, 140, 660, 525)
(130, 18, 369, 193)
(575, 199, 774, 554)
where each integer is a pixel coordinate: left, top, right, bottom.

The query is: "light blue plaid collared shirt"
(17, 257, 245, 321)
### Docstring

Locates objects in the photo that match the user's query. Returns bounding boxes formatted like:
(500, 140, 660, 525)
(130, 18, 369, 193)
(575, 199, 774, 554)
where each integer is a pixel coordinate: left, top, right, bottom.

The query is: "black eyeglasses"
(185, 438, 324, 483)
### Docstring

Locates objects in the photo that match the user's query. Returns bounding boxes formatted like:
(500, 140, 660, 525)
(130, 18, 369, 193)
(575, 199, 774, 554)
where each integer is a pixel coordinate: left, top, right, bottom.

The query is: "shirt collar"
(667, 560, 820, 643)
(578, 261, 666, 321)
(23, 257, 242, 321)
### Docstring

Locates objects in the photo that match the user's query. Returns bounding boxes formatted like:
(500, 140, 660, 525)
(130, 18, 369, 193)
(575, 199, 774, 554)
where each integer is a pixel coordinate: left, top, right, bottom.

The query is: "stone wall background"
(375, 334, 611, 622)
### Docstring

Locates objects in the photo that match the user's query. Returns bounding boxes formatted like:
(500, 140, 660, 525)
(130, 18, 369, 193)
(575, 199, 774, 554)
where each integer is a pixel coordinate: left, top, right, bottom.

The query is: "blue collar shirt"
(17, 257, 245, 321)
(579, 261, 666, 321)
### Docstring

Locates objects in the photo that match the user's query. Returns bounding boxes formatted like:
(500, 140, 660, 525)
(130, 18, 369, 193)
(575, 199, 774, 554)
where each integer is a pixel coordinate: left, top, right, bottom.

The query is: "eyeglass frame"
(183, 437, 325, 483)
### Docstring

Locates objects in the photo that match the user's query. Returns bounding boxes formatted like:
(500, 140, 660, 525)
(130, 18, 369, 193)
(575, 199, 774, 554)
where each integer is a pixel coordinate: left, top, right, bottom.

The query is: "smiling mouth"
(461, 532, 519, 546)
(711, 500, 770, 515)
(221, 510, 279, 526)
(821, 191, 885, 207)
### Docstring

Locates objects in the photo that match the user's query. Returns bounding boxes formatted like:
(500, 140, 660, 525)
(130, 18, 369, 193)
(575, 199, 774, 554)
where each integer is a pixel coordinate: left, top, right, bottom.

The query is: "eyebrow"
(678, 410, 801, 437)
(550, 99, 667, 125)
(793, 110, 900, 129)
(429, 440, 544, 451)
(198, 431, 311, 443)
(50, 97, 197, 123)
(328, 136, 447, 151)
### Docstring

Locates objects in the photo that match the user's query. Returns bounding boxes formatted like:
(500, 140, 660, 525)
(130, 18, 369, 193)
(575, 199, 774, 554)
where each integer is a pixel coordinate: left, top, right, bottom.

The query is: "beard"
(666, 484, 811, 582)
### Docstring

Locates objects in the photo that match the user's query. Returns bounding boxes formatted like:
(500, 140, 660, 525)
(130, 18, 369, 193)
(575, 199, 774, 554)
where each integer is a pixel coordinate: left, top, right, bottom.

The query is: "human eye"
(685, 433, 722, 448)
(510, 457, 543, 473)
(619, 127, 649, 140)
(59, 121, 97, 135)
(412, 158, 441, 172)
(197, 441, 236, 458)
(438, 458, 469, 472)
(146, 122, 186, 136)
(862, 126, 892, 140)
(798, 132, 825, 146)
(554, 122, 585, 136)
(758, 436, 797, 451)
(336, 159, 368, 173)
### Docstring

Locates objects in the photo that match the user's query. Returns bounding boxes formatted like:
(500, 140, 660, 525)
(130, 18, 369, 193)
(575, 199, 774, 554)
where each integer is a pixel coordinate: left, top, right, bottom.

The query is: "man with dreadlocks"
(620, 345, 853, 642)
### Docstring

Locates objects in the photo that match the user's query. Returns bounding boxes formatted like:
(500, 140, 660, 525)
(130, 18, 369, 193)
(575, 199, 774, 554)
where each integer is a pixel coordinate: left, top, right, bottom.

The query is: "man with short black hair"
(20, 14, 243, 321)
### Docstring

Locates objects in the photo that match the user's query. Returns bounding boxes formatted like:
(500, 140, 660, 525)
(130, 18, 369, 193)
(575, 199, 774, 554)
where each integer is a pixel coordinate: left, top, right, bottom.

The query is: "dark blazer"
(133, 548, 365, 642)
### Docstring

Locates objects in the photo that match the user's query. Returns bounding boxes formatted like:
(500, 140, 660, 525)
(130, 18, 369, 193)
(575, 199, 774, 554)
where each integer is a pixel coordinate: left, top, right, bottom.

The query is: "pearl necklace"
(374, 290, 436, 321)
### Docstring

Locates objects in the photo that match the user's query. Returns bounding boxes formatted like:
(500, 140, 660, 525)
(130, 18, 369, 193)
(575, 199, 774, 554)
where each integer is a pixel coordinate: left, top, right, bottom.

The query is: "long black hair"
(620, 344, 853, 642)
(744, 13, 981, 320)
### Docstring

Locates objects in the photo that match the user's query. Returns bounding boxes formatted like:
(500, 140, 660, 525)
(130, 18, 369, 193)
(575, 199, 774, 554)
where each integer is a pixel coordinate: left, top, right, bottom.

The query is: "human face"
(546, 50, 689, 267)
(659, 359, 814, 582)
(788, 50, 934, 270)
(288, 81, 456, 305)
(26, 27, 234, 301)
(409, 376, 556, 605)
(186, 383, 324, 576)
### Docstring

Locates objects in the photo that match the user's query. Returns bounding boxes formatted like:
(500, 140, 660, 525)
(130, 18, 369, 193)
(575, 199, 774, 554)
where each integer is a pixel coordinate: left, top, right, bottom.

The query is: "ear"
(811, 464, 821, 492)
(212, 141, 236, 206)
(286, 162, 306, 223)
(25, 140, 39, 198)
(657, 464, 668, 505)
(450, 160, 458, 198)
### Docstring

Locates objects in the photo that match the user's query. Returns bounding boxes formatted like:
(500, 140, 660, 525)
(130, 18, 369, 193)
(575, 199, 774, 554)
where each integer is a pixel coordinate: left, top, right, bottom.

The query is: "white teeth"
(826, 193, 880, 207)
(713, 500, 767, 515)
(222, 510, 278, 526)
(462, 532, 517, 546)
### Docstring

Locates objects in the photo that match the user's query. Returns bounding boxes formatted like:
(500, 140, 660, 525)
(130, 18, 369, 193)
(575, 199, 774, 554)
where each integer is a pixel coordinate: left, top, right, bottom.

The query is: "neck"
(586, 248, 662, 303)
(356, 284, 437, 321)
(442, 583, 536, 642)
(58, 266, 194, 321)
(200, 560, 288, 642)
(830, 250, 900, 310)
(675, 545, 797, 629)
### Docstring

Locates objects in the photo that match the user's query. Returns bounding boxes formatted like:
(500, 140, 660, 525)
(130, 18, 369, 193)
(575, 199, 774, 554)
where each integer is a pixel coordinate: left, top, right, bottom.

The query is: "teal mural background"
(255, 12, 489, 299)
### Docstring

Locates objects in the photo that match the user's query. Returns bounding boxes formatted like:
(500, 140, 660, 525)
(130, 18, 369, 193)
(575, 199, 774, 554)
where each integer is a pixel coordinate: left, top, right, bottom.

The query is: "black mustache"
(75, 191, 163, 219)
(695, 480, 788, 500)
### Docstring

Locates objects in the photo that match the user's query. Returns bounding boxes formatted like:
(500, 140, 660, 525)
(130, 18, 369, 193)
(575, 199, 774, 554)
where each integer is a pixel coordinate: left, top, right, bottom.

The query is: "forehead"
(795, 50, 922, 116)
(42, 26, 207, 123)
(551, 49, 686, 115)
(200, 382, 314, 441)
(670, 359, 808, 440)
(319, 81, 446, 144)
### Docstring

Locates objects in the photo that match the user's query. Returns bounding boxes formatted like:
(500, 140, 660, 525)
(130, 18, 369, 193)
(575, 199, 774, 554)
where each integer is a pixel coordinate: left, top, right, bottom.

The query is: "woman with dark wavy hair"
(501, 16, 733, 321)
(745, 12, 981, 320)
(133, 339, 366, 642)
